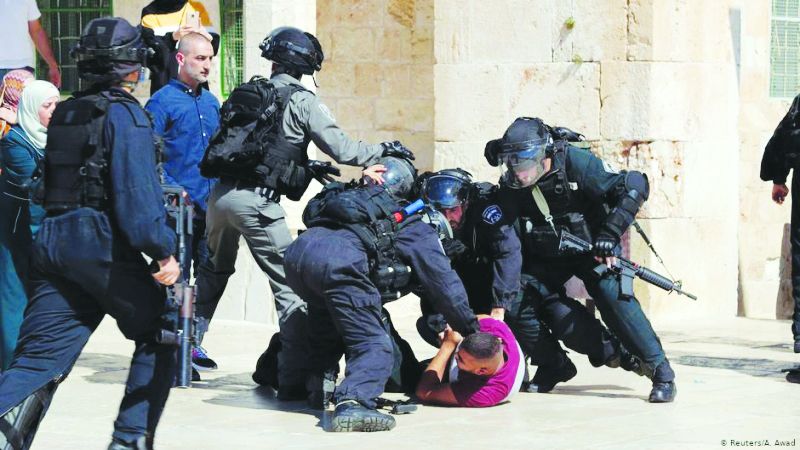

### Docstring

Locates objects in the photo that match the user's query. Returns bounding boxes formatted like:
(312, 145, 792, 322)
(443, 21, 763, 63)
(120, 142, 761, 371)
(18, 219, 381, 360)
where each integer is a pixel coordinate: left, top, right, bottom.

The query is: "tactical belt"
(220, 176, 280, 202)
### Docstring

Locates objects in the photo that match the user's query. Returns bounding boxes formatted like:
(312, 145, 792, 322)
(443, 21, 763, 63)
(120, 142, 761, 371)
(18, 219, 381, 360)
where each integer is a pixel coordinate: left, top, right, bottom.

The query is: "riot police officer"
(417, 169, 627, 392)
(194, 26, 414, 397)
(486, 117, 676, 403)
(0, 17, 180, 450)
(762, 95, 800, 356)
(284, 157, 479, 432)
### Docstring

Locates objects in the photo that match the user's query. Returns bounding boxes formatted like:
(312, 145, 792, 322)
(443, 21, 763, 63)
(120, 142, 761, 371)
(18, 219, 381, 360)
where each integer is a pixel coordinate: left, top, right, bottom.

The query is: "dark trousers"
(525, 256, 671, 381)
(0, 209, 175, 442)
(167, 212, 209, 282)
(521, 275, 618, 367)
(285, 227, 393, 409)
(791, 174, 800, 342)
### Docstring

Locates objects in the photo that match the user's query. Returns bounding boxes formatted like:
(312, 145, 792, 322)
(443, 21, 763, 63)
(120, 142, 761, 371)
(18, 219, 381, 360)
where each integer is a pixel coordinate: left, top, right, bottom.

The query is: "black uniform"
(285, 183, 479, 409)
(0, 86, 177, 448)
(762, 93, 800, 351)
(497, 142, 674, 385)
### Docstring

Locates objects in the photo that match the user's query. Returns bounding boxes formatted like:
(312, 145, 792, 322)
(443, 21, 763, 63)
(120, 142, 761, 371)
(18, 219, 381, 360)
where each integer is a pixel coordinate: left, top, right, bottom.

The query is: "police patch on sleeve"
(482, 205, 503, 224)
(602, 161, 618, 174)
(318, 103, 336, 122)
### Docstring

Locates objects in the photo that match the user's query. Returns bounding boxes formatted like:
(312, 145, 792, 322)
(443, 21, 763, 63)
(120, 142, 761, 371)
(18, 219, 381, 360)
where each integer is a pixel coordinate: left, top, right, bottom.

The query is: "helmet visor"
(423, 175, 469, 209)
(498, 141, 549, 189)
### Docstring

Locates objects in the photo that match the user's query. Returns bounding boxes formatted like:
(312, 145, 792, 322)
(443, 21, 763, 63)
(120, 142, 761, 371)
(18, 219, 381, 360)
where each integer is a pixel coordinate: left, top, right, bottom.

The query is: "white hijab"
(17, 80, 59, 149)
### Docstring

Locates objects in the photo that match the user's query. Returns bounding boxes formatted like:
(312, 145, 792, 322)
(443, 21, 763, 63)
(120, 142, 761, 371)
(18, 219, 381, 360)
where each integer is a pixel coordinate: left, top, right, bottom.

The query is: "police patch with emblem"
(318, 103, 336, 122)
(482, 205, 503, 224)
(602, 161, 618, 174)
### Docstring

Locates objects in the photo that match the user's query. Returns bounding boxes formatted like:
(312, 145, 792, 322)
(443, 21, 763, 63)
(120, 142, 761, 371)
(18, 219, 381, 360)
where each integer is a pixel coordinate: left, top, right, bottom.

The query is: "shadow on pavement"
(547, 384, 643, 401)
(672, 354, 793, 378)
(75, 353, 131, 385)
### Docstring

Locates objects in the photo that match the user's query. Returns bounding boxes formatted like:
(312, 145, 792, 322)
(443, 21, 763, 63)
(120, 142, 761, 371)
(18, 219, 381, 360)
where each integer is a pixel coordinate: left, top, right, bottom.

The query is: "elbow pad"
(622, 171, 649, 201)
(601, 188, 645, 239)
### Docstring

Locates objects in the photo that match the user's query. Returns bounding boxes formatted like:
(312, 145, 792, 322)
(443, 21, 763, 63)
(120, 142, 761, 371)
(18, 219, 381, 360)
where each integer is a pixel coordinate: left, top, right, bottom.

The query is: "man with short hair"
(146, 32, 220, 374)
(416, 316, 525, 407)
(0, 0, 60, 87)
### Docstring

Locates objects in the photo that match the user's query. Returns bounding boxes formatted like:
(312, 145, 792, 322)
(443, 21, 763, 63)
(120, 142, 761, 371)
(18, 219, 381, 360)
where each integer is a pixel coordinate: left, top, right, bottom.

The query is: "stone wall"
(315, 0, 435, 180)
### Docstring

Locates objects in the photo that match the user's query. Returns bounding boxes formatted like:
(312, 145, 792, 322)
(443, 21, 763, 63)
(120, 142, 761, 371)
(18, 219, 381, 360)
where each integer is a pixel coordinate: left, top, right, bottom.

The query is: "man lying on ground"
(416, 315, 525, 407)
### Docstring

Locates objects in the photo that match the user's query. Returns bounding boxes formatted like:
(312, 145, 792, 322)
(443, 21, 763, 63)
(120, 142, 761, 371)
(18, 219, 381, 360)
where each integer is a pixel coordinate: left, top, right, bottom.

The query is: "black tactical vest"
(517, 143, 595, 258)
(201, 78, 311, 200)
(303, 183, 418, 301)
(43, 93, 130, 213)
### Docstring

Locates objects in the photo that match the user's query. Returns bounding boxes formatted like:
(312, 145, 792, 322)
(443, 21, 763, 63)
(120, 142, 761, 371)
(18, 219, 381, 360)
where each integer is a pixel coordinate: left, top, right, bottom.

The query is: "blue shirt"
(145, 79, 220, 212)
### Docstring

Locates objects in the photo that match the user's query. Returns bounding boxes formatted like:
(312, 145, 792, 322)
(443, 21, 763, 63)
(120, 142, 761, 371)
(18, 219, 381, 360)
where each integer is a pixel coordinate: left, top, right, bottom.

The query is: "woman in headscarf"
(0, 79, 59, 370)
(0, 69, 35, 138)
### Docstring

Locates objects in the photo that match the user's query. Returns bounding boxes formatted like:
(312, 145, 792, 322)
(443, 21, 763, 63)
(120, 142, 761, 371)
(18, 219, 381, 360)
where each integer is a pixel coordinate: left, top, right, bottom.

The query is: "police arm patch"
(482, 205, 503, 224)
(318, 103, 336, 122)
(602, 160, 618, 174)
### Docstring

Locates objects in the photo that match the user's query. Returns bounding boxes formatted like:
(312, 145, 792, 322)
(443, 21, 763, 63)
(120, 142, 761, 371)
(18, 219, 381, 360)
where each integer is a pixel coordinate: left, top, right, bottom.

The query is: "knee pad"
(0, 380, 59, 450)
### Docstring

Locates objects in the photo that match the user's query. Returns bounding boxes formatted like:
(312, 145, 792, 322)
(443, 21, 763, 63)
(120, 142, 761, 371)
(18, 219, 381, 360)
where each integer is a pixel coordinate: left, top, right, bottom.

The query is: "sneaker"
(330, 400, 396, 432)
(192, 345, 218, 371)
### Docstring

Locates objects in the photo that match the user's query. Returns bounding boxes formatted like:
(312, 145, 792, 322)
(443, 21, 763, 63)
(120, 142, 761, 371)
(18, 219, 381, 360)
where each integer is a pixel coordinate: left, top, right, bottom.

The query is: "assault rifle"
(155, 184, 199, 388)
(558, 230, 697, 301)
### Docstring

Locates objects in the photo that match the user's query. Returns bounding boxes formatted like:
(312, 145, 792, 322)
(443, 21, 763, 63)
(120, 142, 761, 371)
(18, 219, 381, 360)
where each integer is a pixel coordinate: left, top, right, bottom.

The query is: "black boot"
(618, 349, 646, 377)
(794, 339, 800, 354)
(307, 369, 337, 409)
(252, 333, 281, 388)
(648, 381, 677, 403)
(528, 358, 577, 393)
(108, 435, 152, 450)
(330, 400, 396, 432)
(648, 360, 677, 403)
(277, 384, 309, 401)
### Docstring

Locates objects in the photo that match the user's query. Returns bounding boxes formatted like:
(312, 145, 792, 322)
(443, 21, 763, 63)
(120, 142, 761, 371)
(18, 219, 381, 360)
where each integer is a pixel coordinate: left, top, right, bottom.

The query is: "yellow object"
(141, 1, 213, 35)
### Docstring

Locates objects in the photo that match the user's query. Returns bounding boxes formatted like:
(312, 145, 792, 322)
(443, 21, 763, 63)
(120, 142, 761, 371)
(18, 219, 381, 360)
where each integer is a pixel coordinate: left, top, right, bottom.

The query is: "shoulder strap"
(531, 186, 557, 234)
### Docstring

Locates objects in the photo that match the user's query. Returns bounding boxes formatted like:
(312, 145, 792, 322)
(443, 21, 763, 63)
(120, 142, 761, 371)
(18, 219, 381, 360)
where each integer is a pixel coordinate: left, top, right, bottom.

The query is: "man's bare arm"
(28, 19, 61, 87)
(415, 329, 461, 406)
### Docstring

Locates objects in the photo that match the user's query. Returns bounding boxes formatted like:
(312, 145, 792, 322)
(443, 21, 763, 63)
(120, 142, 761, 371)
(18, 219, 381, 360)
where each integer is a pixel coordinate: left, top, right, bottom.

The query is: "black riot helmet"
(421, 168, 473, 210)
(260, 26, 324, 76)
(488, 117, 554, 189)
(366, 156, 417, 199)
(71, 17, 154, 85)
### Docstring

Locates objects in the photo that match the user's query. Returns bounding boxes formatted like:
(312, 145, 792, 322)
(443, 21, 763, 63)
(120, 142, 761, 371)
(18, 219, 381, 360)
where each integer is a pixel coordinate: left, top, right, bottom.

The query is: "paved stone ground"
(30, 298, 800, 450)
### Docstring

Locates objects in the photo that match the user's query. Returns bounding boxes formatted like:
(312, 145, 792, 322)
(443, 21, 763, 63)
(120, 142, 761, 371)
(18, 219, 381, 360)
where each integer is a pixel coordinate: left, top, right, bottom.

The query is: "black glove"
(441, 238, 467, 260)
(593, 234, 618, 258)
(381, 141, 415, 160)
(306, 160, 341, 184)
